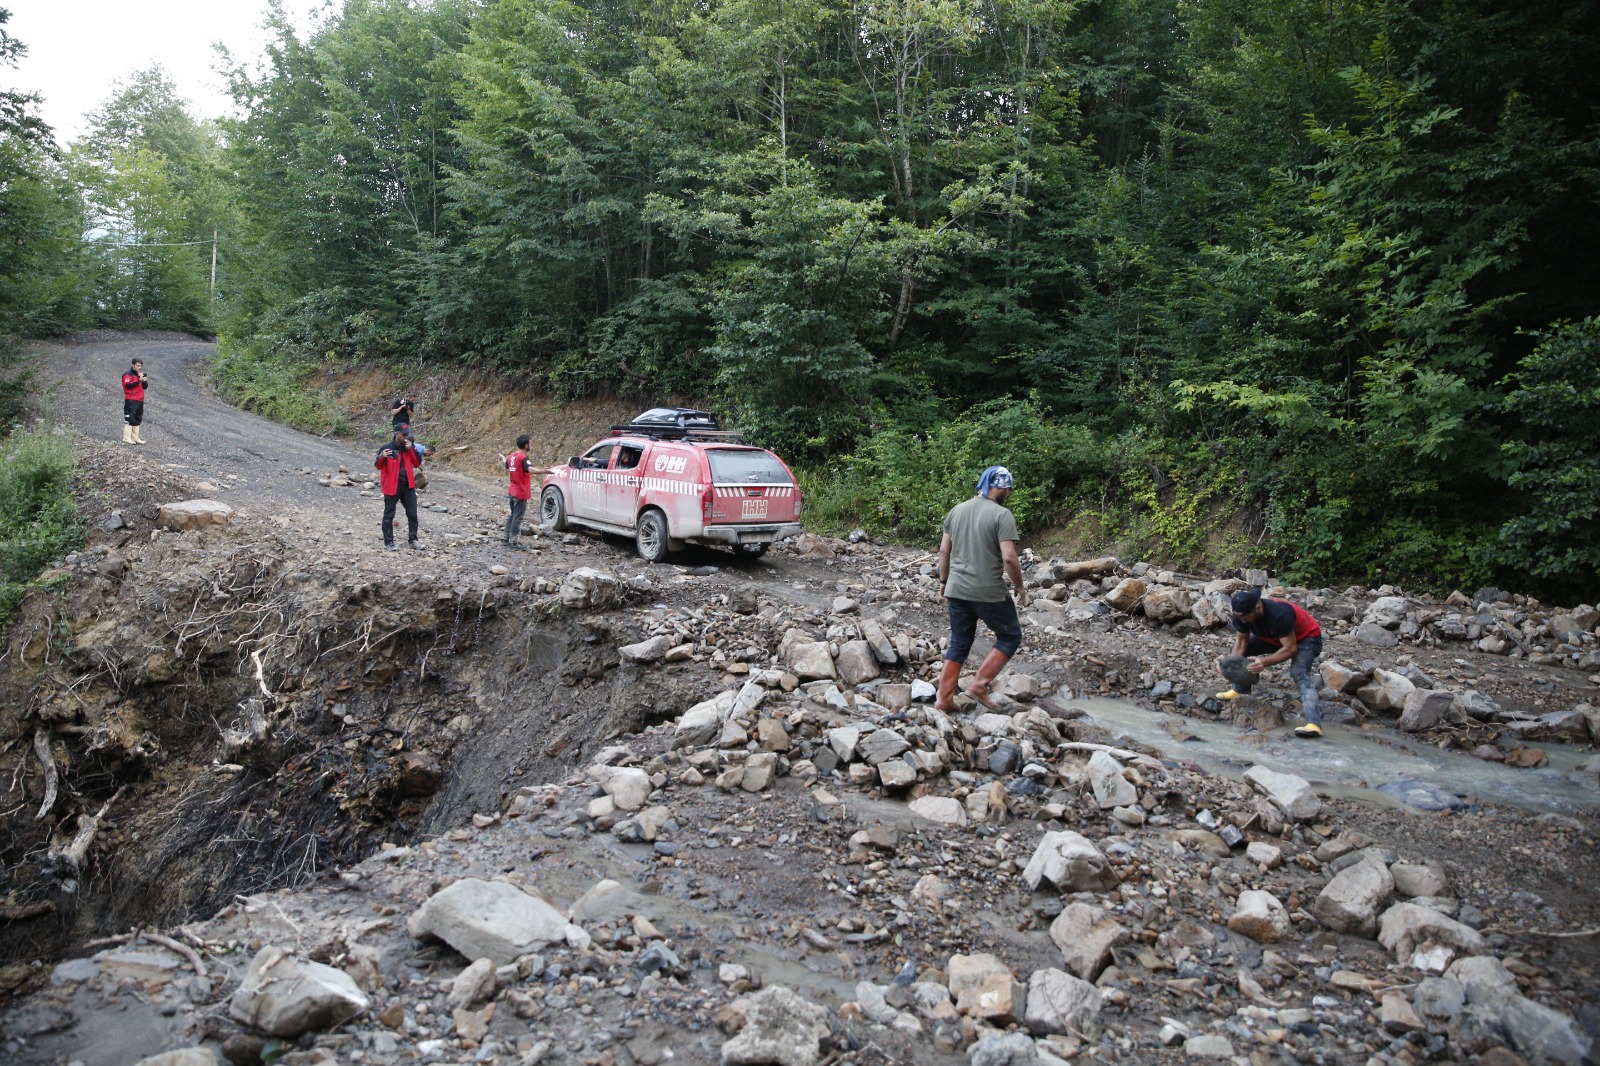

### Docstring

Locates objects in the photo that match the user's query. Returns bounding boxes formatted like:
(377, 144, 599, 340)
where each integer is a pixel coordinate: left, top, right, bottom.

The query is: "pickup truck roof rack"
(607, 407, 748, 443)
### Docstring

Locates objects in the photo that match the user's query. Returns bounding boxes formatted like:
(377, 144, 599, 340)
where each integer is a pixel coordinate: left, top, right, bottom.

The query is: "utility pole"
(210, 227, 218, 295)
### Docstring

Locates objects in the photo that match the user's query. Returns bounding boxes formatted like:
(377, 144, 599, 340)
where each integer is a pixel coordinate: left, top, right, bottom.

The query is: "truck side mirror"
(569, 456, 582, 468)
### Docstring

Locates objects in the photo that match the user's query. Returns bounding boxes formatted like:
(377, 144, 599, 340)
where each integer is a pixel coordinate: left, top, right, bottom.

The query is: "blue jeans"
(506, 495, 528, 541)
(1237, 636, 1323, 725)
(945, 596, 1022, 662)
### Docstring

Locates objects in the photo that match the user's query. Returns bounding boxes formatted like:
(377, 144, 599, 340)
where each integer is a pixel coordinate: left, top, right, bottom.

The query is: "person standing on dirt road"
(391, 396, 415, 439)
(935, 465, 1029, 713)
(1215, 587, 1326, 738)
(375, 428, 425, 551)
(121, 359, 149, 445)
(499, 433, 535, 550)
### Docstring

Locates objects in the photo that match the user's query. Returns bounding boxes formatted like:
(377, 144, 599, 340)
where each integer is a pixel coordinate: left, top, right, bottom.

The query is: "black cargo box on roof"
(609, 407, 744, 442)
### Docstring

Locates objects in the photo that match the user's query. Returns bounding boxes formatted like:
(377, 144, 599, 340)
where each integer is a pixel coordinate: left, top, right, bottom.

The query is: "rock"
(1413, 976, 1466, 1023)
(1363, 596, 1409, 628)
(1380, 992, 1426, 1034)
(1024, 969, 1102, 1036)
(1547, 612, 1587, 645)
(997, 672, 1040, 701)
(720, 985, 829, 1066)
(228, 947, 370, 1038)
(1087, 750, 1138, 809)
(878, 760, 916, 790)
(408, 879, 573, 965)
(1228, 890, 1291, 943)
(1356, 668, 1415, 712)
(1048, 903, 1129, 980)
(859, 619, 898, 664)
(447, 958, 498, 1009)
(560, 567, 622, 607)
(742, 752, 779, 791)
(1190, 593, 1226, 628)
(786, 641, 837, 681)
(1103, 578, 1146, 612)
(1375, 780, 1465, 811)
(1391, 862, 1449, 899)
(1453, 690, 1501, 720)
(620, 635, 673, 663)
(876, 683, 912, 711)
(857, 728, 910, 765)
(1465, 994, 1595, 1066)
(1378, 902, 1487, 963)
(968, 1032, 1040, 1066)
(1447, 955, 1518, 1003)
(1243, 765, 1321, 821)
(1183, 1033, 1235, 1058)
(1142, 587, 1192, 623)
(1022, 831, 1119, 893)
(1397, 688, 1455, 732)
(569, 879, 631, 923)
(834, 640, 880, 685)
(676, 691, 735, 746)
(1245, 842, 1282, 868)
(131, 1053, 219, 1066)
(157, 499, 234, 532)
(601, 767, 653, 811)
(908, 796, 968, 827)
(1312, 855, 1394, 937)
(1569, 753, 1600, 792)
(1319, 660, 1368, 694)
(947, 954, 1014, 1012)
(832, 595, 858, 614)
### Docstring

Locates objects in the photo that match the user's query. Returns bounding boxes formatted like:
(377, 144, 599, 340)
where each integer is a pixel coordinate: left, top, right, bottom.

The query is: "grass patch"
(0, 424, 83, 627)
(209, 337, 350, 435)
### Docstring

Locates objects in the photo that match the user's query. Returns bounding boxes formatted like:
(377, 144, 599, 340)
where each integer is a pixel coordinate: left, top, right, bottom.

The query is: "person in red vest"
(1216, 587, 1326, 737)
(121, 359, 149, 445)
(498, 433, 535, 550)
(375, 428, 425, 550)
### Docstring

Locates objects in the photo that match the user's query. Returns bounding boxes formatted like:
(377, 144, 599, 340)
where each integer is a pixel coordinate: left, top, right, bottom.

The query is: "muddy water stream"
(1065, 697, 1599, 815)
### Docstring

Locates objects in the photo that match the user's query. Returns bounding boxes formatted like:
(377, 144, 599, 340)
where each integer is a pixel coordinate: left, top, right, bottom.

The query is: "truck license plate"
(741, 499, 768, 519)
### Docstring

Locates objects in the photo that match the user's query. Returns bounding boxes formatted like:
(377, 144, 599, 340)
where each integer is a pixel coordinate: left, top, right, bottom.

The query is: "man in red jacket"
(499, 433, 534, 550)
(121, 359, 148, 445)
(375, 429, 425, 550)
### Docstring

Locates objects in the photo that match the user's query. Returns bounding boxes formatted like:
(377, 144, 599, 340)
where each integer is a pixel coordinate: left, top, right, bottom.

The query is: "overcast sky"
(4, 1, 319, 142)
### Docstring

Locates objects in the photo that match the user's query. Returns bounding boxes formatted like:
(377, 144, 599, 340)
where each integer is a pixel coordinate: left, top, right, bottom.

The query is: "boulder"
(1227, 890, 1291, 944)
(1363, 596, 1409, 628)
(447, 958, 498, 1010)
(157, 499, 234, 532)
(676, 691, 735, 746)
(1024, 968, 1102, 1036)
(1048, 903, 1129, 980)
(968, 1032, 1041, 1066)
(1547, 612, 1588, 645)
(908, 796, 968, 828)
(742, 752, 779, 792)
(1243, 765, 1321, 821)
(1051, 557, 1119, 582)
(1447, 955, 1518, 1003)
(1022, 831, 1119, 893)
(858, 620, 898, 664)
(600, 767, 652, 811)
(786, 641, 837, 681)
(619, 635, 673, 663)
(408, 879, 573, 964)
(1190, 593, 1227, 628)
(1356, 668, 1415, 713)
(1390, 862, 1449, 899)
(1397, 689, 1455, 732)
(1453, 691, 1500, 720)
(1087, 750, 1138, 809)
(229, 947, 370, 1037)
(834, 640, 880, 686)
(1103, 578, 1146, 612)
(1319, 660, 1368, 694)
(1312, 855, 1394, 937)
(720, 985, 829, 1066)
(857, 728, 910, 765)
(948, 953, 1016, 1011)
(1378, 902, 1487, 963)
(1142, 587, 1192, 624)
(560, 567, 622, 608)
(1352, 623, 1400, 647)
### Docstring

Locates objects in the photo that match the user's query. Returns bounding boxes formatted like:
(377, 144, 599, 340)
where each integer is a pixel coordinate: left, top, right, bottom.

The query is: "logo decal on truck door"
(653, 454, 688, 474)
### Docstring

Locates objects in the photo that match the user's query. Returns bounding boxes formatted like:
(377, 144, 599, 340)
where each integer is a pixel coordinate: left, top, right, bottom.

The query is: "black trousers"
(382, 487, 419, 545)
(123, 399, 144, 426)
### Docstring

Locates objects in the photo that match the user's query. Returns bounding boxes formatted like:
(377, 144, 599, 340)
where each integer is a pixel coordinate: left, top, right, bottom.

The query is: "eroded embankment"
(0, 490, 705, 982)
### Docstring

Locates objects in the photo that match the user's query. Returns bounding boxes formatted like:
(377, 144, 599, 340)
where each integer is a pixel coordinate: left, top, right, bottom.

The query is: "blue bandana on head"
(975, 465, 1014, 496)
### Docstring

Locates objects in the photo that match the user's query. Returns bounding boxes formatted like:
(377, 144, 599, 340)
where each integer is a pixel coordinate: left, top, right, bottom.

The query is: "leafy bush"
(208, 337, 349, 436)
(0, 425, 82, 625)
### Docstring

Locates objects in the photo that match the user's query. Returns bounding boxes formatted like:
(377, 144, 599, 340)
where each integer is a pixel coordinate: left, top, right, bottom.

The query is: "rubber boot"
(965, 649, 1011, 709)
(132, 425, 146, 445)
(933, 659, 962, 713)
(122, 425, 134, 444)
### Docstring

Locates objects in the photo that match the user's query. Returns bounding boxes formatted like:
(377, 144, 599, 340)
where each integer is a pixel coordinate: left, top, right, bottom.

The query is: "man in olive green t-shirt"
(935, 466, 1029, 712)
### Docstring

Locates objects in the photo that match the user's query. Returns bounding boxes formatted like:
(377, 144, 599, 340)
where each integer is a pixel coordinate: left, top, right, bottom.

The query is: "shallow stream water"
(1065, 697, 1598, 816)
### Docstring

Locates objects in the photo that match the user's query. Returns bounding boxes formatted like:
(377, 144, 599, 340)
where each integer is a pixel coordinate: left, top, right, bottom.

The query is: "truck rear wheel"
(636, 509, 671, 563)
(540, 486, 567, 531)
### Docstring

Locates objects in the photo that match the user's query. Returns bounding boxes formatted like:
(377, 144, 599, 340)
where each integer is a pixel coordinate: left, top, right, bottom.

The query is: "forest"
(1, 0, 1597, 598)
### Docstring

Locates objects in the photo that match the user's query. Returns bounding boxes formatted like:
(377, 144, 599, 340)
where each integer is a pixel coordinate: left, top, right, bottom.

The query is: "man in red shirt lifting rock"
(1216, 587, 1326, 738)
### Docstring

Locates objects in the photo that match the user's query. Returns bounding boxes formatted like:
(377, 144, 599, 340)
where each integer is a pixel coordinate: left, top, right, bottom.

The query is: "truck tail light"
(702, 484, 715, 518)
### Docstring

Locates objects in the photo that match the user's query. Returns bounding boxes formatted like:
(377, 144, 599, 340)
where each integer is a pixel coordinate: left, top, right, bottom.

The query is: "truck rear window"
(707, 449, 794, 484)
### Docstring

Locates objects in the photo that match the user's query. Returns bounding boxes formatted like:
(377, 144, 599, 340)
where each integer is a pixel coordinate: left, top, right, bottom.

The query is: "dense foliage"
(4, 1, 1597, 596)
(0, 425, 82, 626)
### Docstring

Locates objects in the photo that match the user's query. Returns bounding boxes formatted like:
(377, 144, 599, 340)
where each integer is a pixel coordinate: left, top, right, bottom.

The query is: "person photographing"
(375, 429, 425, 550)
(121, 359, 149, 445)
(1216, 588, 1325, 738)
